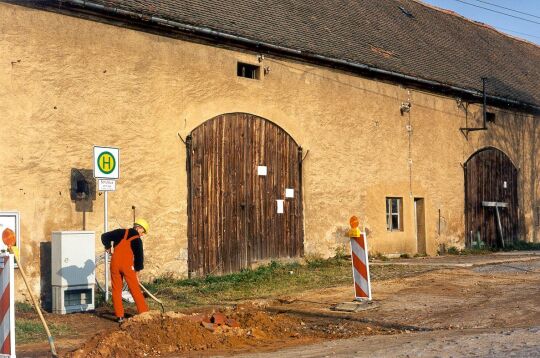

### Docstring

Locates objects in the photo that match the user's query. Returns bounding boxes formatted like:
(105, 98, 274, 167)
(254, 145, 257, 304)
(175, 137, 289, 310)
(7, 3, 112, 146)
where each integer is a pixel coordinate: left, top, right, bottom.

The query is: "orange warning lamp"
(2, 228, 16, 247)
(348, 216, 361, 238)
(2, 228, 20, 262)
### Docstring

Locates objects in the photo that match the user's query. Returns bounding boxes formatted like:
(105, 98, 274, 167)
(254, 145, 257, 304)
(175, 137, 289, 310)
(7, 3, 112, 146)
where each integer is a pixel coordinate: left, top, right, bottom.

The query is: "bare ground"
(16, 253, 540, 357)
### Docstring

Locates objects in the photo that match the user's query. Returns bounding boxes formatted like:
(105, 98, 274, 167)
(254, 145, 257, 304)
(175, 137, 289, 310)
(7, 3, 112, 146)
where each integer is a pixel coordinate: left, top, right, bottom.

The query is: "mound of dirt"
(66, 303, 395, 357)
(67, 306, 311, 357)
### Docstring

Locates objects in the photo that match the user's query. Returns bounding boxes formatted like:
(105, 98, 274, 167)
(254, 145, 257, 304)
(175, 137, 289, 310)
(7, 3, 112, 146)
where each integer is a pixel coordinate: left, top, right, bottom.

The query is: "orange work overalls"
(110, 229, 149, 318)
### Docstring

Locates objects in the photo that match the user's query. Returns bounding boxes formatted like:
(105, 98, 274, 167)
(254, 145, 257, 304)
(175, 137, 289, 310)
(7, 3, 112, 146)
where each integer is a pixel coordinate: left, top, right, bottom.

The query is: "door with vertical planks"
(187, 113, 304, 276)
(464, 147, 519, 248)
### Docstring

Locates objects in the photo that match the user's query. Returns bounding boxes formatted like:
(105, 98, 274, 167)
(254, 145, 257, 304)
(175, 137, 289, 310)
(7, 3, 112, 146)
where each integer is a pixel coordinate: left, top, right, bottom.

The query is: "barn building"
(0, 0, 539, 297)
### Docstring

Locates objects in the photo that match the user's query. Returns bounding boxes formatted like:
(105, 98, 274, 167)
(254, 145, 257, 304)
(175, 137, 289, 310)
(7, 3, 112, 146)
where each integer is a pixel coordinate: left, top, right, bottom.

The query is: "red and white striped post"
(348, 216, 372, 301)
(0, 253, 15, 358)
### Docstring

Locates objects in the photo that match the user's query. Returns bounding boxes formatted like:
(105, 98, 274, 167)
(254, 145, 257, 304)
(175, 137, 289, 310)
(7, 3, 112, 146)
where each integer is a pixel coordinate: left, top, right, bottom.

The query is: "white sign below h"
(98, 179, 116, 192)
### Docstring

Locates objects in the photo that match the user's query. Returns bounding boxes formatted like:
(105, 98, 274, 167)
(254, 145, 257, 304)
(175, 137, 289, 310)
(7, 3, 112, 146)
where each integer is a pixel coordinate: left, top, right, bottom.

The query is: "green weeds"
(443, 240, 540, 255)
(504, 240, 540, 251)
(143, 255, 434, 309)
(15, 301, 34, 313)
(145, 258, 352, 308)
(16, 319, 69, 344)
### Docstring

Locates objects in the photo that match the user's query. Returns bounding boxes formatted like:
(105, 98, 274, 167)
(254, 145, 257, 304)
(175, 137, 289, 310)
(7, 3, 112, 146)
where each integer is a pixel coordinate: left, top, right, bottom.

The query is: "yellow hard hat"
(134, 218, 149, 234)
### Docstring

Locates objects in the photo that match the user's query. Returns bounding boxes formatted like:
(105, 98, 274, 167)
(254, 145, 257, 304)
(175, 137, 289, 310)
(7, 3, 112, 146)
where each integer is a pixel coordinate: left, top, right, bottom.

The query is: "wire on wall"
(407, 89, 413, 198)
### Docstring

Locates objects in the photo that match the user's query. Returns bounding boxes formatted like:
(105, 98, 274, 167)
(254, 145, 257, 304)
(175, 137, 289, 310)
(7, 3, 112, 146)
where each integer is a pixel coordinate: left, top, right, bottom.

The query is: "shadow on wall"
(41, 243, 95, 312)
(486, 100, 537, 242)
(58, 259, 95, 287)
(70, 168, 96, 231)
(40, 242, 51, 312)
(57, 259, 95, 312)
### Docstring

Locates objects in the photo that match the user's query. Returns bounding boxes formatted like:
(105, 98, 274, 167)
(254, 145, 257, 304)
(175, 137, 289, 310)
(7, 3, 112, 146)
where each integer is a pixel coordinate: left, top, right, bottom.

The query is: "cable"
(472, 0, 540, 20)
(452, 0, 540, 25)
(495, 26, 540, 40)
(464, 1, 540, 40)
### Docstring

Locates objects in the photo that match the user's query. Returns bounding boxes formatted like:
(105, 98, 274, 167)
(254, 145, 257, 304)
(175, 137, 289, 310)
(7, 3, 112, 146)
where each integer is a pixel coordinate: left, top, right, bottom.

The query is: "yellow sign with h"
(93, 146, 120, 179)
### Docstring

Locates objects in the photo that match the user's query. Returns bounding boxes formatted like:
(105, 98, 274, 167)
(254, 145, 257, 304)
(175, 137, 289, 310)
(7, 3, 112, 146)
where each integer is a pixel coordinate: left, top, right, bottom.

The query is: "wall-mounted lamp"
(264, 66, 271, 76)
(400, 102, 411, 115)
(257, 54, 265, 63)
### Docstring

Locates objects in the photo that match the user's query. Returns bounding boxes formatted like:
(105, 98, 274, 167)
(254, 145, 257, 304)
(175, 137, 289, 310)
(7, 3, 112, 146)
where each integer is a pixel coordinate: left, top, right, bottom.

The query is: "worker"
(101, 218, 150, 323)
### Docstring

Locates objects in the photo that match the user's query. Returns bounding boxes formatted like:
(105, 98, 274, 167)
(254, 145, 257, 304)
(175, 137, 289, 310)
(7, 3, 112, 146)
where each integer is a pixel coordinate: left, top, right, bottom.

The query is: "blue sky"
(420, 0, 540, 45)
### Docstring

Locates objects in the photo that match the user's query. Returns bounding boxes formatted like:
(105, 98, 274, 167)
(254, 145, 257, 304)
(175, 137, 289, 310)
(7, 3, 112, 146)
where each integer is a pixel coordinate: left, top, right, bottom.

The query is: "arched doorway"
(186, 113, 304, 276)
(464, 147, 519, 248)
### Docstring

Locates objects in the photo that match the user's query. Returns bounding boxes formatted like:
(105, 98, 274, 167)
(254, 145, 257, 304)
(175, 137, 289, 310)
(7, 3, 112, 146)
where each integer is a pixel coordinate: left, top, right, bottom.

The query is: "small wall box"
(51, 231, 95, 314)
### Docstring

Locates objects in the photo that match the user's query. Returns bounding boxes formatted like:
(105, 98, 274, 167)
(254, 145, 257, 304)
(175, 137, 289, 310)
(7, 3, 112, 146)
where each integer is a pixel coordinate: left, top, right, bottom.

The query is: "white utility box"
(51, 231, 95, 314)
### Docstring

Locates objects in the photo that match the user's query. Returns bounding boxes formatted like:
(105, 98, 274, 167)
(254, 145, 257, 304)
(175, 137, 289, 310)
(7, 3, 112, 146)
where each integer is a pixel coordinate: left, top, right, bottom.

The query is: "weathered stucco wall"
(0, 3, 538, 298)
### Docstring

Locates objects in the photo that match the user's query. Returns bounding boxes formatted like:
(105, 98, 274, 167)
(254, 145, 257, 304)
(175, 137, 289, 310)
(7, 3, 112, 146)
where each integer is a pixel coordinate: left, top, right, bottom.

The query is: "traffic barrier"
(348, 216, 371, 301)
(0, 254, 15, 358)
(350, 233, 372, 300)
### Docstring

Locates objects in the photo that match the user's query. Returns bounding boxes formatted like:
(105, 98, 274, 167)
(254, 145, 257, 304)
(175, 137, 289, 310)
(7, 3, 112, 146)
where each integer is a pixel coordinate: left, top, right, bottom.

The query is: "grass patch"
(444, 240, 540, 255)
(443, 246, 492, 255)
(16, 319, 69, 344)
(145, 259, 350, 307)
(369, 252, 389, 261)
(458, 248, 492, 255)
(504, 240, 540, 251)
(15, 301, 34, 313)
(144, 257, 433, 309)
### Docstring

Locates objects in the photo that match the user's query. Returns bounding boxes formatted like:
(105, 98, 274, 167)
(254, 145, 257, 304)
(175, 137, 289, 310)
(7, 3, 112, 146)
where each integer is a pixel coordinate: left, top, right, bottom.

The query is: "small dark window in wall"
(386, 197, 403, 231)
(486, 112, 496, 123)
(237, 62, 260, 79)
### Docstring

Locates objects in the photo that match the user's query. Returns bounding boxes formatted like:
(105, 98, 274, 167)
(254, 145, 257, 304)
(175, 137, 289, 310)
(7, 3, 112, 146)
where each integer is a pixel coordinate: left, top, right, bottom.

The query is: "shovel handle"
(11, 250, 58, 357)
(138, 281, 165, 313)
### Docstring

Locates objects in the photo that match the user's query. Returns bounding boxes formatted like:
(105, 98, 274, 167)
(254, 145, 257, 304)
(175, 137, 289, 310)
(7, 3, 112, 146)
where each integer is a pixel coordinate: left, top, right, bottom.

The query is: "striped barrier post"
(348, 216, 372, 301)
(0, 254, 15, 358)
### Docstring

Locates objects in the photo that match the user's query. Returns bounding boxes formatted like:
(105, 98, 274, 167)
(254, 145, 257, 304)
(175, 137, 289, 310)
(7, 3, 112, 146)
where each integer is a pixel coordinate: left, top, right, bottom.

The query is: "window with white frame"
(386, 197, 403, 231)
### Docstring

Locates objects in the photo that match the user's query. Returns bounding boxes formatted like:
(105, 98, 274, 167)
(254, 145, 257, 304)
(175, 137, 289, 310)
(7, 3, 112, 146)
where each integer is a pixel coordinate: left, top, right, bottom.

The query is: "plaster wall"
(0, 3, 538, 298)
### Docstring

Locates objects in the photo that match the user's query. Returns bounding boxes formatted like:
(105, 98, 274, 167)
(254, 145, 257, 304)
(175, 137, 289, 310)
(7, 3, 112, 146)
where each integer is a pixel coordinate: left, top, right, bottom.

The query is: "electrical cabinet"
(51, 231, 95, 314)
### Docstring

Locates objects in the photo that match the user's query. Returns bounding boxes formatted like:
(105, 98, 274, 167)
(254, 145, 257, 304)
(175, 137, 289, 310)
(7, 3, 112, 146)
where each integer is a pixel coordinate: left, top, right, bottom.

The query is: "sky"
(420, 0, 540, 45)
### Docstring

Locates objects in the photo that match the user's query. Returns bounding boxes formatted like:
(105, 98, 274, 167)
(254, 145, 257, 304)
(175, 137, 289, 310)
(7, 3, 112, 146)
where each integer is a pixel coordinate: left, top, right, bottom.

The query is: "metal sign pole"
(104, 191, 109, 301)
(94, 145, 119, 303)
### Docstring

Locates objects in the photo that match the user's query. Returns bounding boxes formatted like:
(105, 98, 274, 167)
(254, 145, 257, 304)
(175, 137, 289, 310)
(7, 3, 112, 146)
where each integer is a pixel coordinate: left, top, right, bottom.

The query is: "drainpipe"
(61, 0, 539, 113)
(482, 77, 487, 128)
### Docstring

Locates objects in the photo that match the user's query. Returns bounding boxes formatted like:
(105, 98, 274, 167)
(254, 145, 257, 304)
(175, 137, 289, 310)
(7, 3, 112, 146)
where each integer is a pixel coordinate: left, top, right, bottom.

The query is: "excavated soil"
(66, 304, 391, 357)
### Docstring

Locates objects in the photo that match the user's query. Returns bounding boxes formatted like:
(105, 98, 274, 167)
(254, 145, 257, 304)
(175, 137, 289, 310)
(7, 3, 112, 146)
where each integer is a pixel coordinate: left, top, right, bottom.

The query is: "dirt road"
(230, 326, 540, 357)
(231, 253, 540, 357)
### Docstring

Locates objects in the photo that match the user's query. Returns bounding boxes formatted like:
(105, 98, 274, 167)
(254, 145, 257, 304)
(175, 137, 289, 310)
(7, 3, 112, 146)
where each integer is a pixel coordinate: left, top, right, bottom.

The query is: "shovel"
(139, 280, 165, 313)
(2, 228, 58, 357)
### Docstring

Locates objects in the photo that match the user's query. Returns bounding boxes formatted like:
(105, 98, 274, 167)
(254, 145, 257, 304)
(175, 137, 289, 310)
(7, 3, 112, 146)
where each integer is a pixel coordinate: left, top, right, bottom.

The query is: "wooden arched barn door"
(186, 113, 304, 276)
(464, 147, 519, 248)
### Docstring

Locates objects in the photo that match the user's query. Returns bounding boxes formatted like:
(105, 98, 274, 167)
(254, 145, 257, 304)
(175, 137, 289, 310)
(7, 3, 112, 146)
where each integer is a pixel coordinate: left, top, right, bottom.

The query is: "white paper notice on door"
(276, 199, 284, 214)
(285, 188, 294, 198)
(257, 166, 267, 176)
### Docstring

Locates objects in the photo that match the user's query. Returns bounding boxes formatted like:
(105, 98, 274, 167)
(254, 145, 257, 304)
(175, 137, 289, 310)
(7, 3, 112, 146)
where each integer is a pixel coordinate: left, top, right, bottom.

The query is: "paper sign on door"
(257, 166, 267, 176)
(276, 200, 284, 214)
(285, 188, 294, 198)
